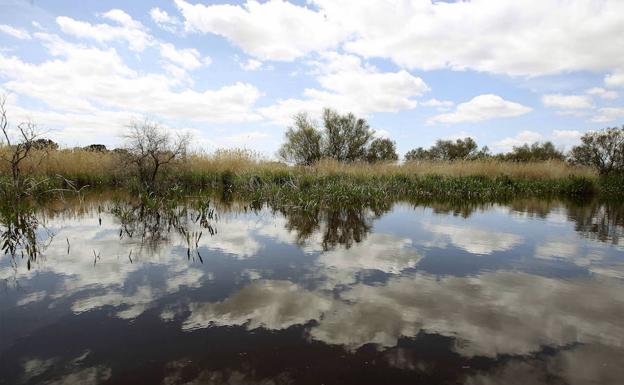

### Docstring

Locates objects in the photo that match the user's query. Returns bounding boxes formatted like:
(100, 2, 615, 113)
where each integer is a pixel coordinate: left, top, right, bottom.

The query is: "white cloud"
(591, 107, 624, 123)
(605, 70, 624, 88)
(150, 7, 181, 32)
(553, 129, 582, 139)
(542, 94, 594, 109)
(158, 42, 208, 70)
(260, 52, 429, 125)
(0, 24, 31, 40)
(421, 98, 454, 111)
(0, 33, 261, 146)
(552, 129, 583, 148)
(493, 130, 543, 151)
(240, 58, 263, 71)
(424, 223, 522, 255)
(315, 0, 624, 77)
(174, 0, 349, 61)
(223, 131, 269, 143)
(170, 0, 624, 77)
(56, 10, 152, 52)
(586, 87, 619, 100)
(428, 94, 532, 125)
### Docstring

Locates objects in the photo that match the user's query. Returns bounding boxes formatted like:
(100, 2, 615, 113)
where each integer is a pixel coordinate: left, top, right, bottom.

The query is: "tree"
(83, 144, 108, 152)
(322, 108, 374, 162)
(0, 95, 44, 194)
(279, 108, 378, 165)
(366, 138, 398, 163)
(32, 139, 59, 151)
(278, 113, 322, 166)
(569, 126, 624, 174)
(123, 120, 191, 189)
(500, 141, 565, 162)
(404, 137, 487, 162)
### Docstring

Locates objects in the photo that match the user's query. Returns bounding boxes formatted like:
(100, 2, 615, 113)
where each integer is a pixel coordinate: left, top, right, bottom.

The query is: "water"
(1, 195, 624, 384)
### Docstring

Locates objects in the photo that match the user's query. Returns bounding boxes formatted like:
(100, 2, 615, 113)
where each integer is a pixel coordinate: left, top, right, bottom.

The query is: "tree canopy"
(278, 108, 394, 165)
(405, 137, 489, 162)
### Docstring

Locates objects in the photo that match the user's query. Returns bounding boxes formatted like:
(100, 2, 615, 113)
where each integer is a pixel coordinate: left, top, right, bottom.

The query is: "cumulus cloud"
(150, 7, 181, 32)
(239, 58, 263, 71)
(591, 107, 624, 123)
(605, 70, 624, 88)
(174, 0, 349, 61)
(316, 0, 624, 77)
(0, 33, 260, 146)
(423, 223, 523, 255)
(56, 10, 152, 52)
(428, 94, 532, 125)
(493, 130, 543, 151)
(171, 0, 624, 77)
(158, 42, 208, 70)
(0, 24, 31, 40)
(55, 9, 210, 74)
(260, 52, 429, 125)
(421, 98, 454, 111)
(542, 94, 594, 109)
(586, 87, 619, 100)
(182, 280, 333, 331)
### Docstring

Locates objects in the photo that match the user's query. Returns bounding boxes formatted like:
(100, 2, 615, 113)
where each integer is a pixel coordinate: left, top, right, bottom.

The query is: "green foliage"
(83, 144, 108, 152)
(569, 126, 624, 175)
(32, 139, 59, 151)
(405, 137, 489, 161)
(278, 113, 322, 166)
(322, 108, 374, 162)
(499, 141, 565, 162)
(366, 138, 398, 163)
(278, 108, 376, 165)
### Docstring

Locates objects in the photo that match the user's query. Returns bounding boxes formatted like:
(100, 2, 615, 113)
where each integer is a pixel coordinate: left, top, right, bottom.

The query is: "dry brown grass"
(0, 147, 597, 182)
(308, 159, 596, 180)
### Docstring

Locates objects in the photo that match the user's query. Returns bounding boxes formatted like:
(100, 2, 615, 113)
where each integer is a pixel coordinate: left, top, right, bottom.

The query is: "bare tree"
(0, 95, 43, 193)
(123, 120, 191, 190)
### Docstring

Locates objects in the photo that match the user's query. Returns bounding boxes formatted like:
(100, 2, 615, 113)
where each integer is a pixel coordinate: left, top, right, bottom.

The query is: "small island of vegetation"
(1, 95, 623, 209)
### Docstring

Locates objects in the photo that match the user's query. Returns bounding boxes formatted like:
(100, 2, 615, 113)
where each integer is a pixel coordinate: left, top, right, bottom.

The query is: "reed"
(1, 147, 621, 202)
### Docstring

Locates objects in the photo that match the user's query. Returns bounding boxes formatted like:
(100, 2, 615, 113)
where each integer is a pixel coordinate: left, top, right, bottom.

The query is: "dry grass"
(0, 147, 597, 182)
(308, 159, 596, 180)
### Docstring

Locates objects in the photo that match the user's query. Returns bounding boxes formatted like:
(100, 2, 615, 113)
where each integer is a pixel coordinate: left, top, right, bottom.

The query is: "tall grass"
(1, 147, 619, 202)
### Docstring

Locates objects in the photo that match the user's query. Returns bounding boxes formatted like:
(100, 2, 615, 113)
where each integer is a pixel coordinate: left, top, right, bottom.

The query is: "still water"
(1, 195, 623, 384)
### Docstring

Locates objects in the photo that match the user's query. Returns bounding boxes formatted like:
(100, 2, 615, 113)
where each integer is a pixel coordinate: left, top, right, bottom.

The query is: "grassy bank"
(1, 148, 622, 204)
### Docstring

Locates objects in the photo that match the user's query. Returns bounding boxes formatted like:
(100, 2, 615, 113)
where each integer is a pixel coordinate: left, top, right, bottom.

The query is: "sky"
(0, 0, 623, 157)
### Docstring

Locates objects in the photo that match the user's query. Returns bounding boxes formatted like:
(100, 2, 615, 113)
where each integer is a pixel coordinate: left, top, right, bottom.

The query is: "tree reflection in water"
(277, 200, 392, 251)
(0, 201, 52, 272)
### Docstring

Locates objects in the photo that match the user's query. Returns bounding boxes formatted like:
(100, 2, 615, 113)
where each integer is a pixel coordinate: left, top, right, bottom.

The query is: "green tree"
(278, 113, 322, 166)
(32, 139, 59, 151)
(322, 108, 374, 162)
(404, 137, 487, 162)
(366, 138, 398, 163)
(500, 141, 565, 162)
(569, 126, 624, 174)
(83, 144, 108, 152)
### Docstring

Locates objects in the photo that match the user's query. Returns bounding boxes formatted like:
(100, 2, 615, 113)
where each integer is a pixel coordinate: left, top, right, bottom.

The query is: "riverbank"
(1, 149, 623, 203)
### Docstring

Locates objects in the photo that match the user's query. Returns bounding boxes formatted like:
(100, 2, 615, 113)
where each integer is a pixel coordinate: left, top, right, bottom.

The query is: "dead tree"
(123, 120, 191, 190)
(0, 95, 43, 194)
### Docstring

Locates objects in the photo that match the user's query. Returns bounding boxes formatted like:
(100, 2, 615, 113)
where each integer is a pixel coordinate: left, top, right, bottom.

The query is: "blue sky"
(1, 0, 623, 157)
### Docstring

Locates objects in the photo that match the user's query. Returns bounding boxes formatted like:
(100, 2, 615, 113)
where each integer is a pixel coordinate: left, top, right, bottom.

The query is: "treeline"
(280, 108, 624, 175)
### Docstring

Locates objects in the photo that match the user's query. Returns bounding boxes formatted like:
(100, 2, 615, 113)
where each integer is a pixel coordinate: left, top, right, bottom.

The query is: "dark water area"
(1, 194, 624, 385)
